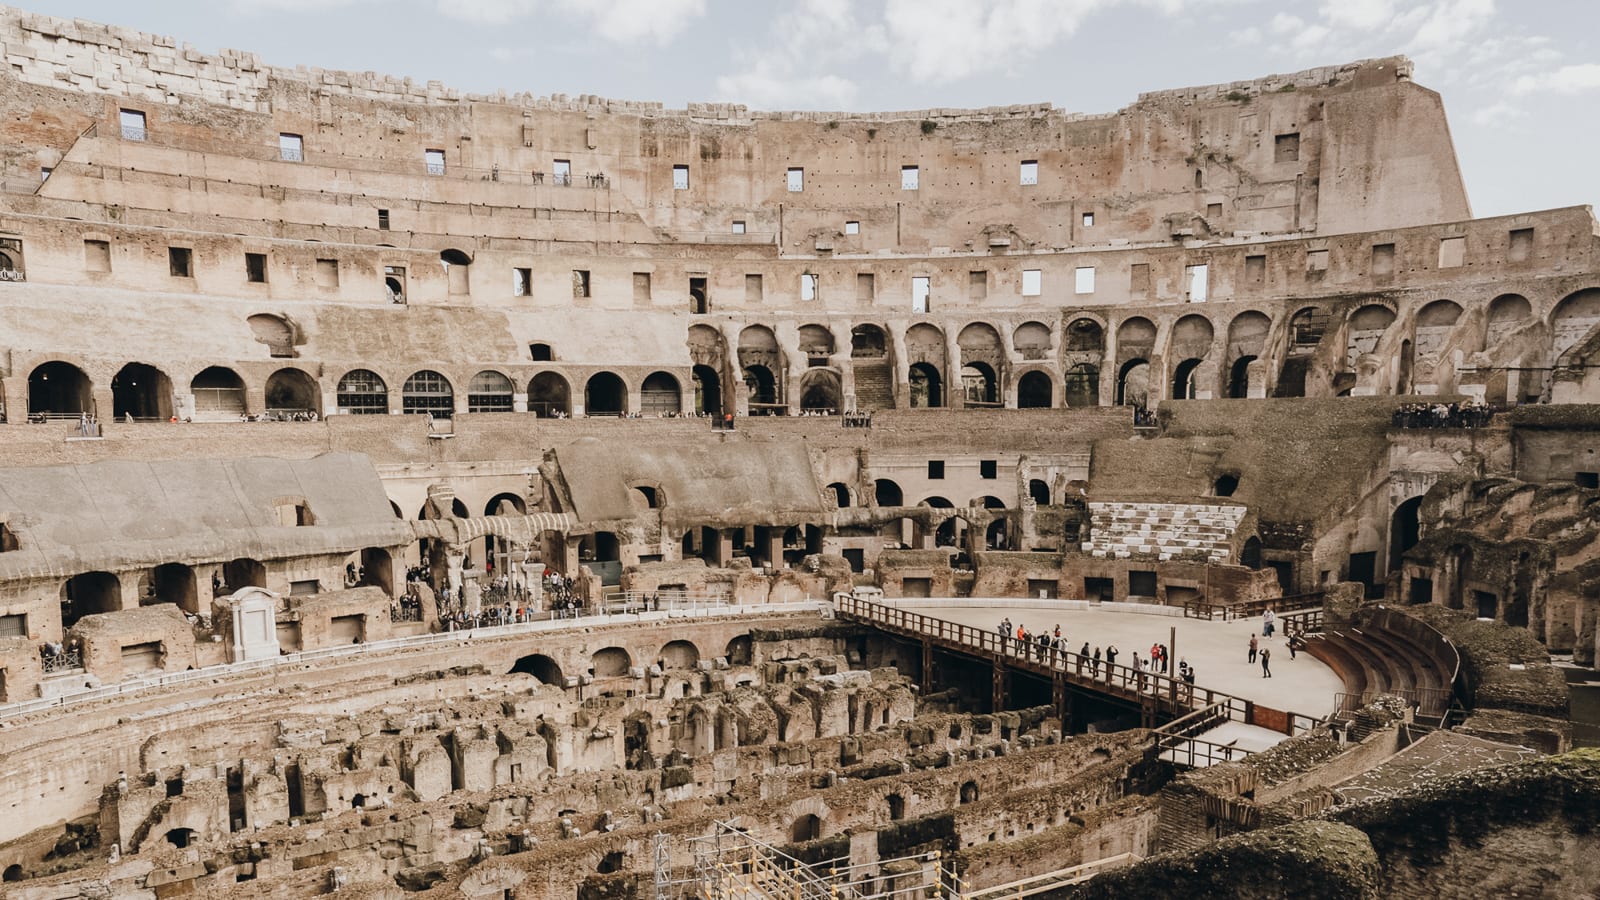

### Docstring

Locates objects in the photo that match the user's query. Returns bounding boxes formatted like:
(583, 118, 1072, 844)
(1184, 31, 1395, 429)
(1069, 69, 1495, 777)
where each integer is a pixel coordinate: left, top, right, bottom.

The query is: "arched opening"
(466, 370, 514, 413)
(741, 365, 777, 411)
(223, 558, 267, 593)
(597, 851, 625, 875)
(985, 518, 1007, 550)
(1014, 321, 1053, 360)
(1065, 318, 1104, 352)
(1171, 358, 1203, 400)
(402, 370, 454, 418)
(1214, 474, 1239, 497)
(1487, 293, 1533, 348)
(1241, 536, 1262, 569)
(1028, 479, 1050, 505)
(247, 313, 297, 357)
(851, 324, 888, 358)
(1347, 305, 1397, 365)
(148, 563, 198, 613)
(164, 828, 196, 849)
(875, 479, 904, 507)
(591, 647, 632, 678)
(798, 324, 836, 361)
(960, 362, 999, 406)
(1228, 356, 1256, 399)
(585, 371, 627, 416)
(356, 547, 394, 595)
(61, 571, 120, 627)
(190, 366, 245, 420)
(909, 362, 943, 408)
(631, 486, 661, 510)
(827, 482, 851, 508)
(528, 372, 571, 417)
(692, 365, 722, 417)
(27, 361, 93, 418)
(791, 814, 821, 843)
(3, 864, 21, 882)
(112, 363, 172, 421)
(266, 368, 321, 416)
(530, 342, 554, 361)
(1064, 363, 1099, 407)
(510, 653, 564, 685)
(959, 780, 979, 804)
(1389, 496, 1423, 573)
(887, 794, 906, 820)
(351, 794, 367, 809)
(660, 640, 700, 670)
(440, 248, 472, 295)
(1116, 359, 1150, 407)
(1017, 371, 1052, 408)
(336, 369, 388, 415)
(641, 371, 682, 415)
(797, 370, 840, 415)
(1552, 289, 1600, 360)
(934, 515, 966, 549)
(726, 634, 753, 666)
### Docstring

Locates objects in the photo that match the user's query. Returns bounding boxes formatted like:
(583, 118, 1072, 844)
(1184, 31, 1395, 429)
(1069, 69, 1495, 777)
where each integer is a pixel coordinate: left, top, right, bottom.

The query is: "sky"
(20, 0, 1600, 218)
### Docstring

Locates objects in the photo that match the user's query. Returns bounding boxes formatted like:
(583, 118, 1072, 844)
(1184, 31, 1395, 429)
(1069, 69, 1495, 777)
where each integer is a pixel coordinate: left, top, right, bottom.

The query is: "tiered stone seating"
(1303, 622, 1454, 722)
(1082, 502, 1246, 562)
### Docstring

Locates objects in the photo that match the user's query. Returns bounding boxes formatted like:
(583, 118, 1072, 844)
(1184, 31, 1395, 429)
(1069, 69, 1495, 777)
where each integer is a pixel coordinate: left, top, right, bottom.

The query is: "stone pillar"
(513, 391, 528, 413)
(1324, 581, 1366, 627)
(1099, 328, 1118, 407)
(945, 330, 963, 409)
(764, 530, 785, 570)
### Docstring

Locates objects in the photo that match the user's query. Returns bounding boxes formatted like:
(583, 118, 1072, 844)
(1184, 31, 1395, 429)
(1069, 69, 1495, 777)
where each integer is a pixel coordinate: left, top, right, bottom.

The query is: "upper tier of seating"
(1082, 502, 1246, 563)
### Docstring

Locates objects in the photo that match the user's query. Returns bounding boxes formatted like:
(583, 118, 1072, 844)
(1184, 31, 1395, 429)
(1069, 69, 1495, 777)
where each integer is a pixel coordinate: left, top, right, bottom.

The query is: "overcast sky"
(21, 0, 1600, 218)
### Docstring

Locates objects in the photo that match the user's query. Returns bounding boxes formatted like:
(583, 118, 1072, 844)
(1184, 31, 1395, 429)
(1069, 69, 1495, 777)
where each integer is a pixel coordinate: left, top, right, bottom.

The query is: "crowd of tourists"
(993, 616, 1198, 697)
(1391, 399, 1493, 429)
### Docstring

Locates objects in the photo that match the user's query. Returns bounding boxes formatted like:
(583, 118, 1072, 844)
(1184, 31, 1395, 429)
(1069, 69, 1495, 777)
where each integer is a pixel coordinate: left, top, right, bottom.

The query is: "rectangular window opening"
(573, 269, 591, 298)
(968, 270, 987, 300)
(856, 272, 875, 302)
(787, 167, 804, 192)
(980, 460, 998, 479)
(1438, 236, 1466, 268)
(84, 239, 110, 273)
(800, 272, 818, 302)
(119, 108, 146, 141)
(1274, 132, 1300, 163)
(553, 159, 571, 186)
(732, 220, 746, 235)
(1075, 266, 1095, 295)
(1020, 160, 1038, 185)
(927, 460, 945, 479)
(1185, 263, 1209, 302)
(745, 273, 764, 303)
(168, 246, 192, 278)
(672, 164, 689, 190)
(377, 209, 390, 230)
(385, 265, 406, 304)
(315, 258, 339, 289)
(513, 267, 531, 297)
(245, 252, 267, 283)
(845, 220, 860, 235)
(1509, 228, 1534, 262)
(911, 275, 930, 312)
(1081, 212, 1094, 227)
(633, 272, 652, 302)
(1245, 254, 1266, 285)
(1372, 243, 1396, 276)
(1306, 249, 1330, 272)
(424, 149, 445, 175)
(901, 165, 919, 190)
(1021, 269, 1042, 297)
(279, 133, 303, 162)
(689, 276, 707, 313)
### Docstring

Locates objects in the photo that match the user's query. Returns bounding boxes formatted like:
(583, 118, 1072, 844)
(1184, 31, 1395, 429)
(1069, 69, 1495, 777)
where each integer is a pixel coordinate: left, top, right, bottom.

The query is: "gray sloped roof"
(553, 437, 824, 527)
(0, 452, 410, 579)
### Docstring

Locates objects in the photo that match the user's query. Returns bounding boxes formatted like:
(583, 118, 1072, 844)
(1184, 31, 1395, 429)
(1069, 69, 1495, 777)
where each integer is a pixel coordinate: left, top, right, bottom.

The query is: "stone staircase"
(852, 359, 894, 411)
(1082, 502, 1245, 562)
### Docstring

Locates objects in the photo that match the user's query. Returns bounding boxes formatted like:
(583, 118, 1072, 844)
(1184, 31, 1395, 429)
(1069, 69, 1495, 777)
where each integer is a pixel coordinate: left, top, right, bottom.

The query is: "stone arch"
(798, 324, 835, 360)
(1389, 495, 1423, 574)
(355, 547, 394, 595)
(960, 361, 1000, 406)
(958, 322, 1005, 406)
(1116, 317, 1157, 361)
(875, 479, 904, 507)
(1346, 304, 1397, 365)
(692, 365, 722, 417)
(659, 639, 700, 670)
(585, 371, 627, 416)
(738, 324, 783, 370)
(440, 248, 472, 295)
(641, 371, 682, 415)
(1013, 321, 1053, 360)
(591, 647, 632, 678)
(791, 814, 822, 843)
(1017, 370, 1053, 408)
(1551, 288, 1600, 360)
(266, 368, 321, 415)
(1171, 358, 1203, 400)
(1116, 359, 1151, 407)
(726, 634, 753, 665)
(510, 654, 564, 685)
(466, 370, 514, 413)
(1028, 479, 1050, 505)
(1486, 293, 1533, 348)
(148, 562, 198, 613)
(61, 571, 120, 627)
(905, 323, 946, 375)
(223, 558, 267, 592)
(112, 362, 173, 421)
(851, 324, 888, 358)
(1228, 356, 1256, 399)
(1170, 313, 1214, 358)
(1226, 311, 1272, 357)
(799, 369, 842, 414)
(959, 780, 979, 804)
(1064, 317, 1105, 352)
(190, 366, 245, 420)
(246, 313, 297, 358)
(27, 361, 93, 417)
(1064, 363, 1099, 407)
(402, 370, 454, 418)
(743, 365, 779, 408)
(528, 372, 571, 417)
(1415, 299, 1464, 358)
(336, 369, 388, 415)
(909, 362, 943, 408)
(826, 482, 852, 508)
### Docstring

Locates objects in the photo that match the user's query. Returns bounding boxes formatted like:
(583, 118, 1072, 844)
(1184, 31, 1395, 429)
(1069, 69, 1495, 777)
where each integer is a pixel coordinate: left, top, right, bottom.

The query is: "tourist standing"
(1248, 634, 1258, 664)
(1261, 647, 1272, 678)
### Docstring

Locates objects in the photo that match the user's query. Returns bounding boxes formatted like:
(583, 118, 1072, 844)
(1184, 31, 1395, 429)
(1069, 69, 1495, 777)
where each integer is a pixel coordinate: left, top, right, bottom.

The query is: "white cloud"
(714, 71, 861, 110)
(432, 0, 706, 43)
(711, 0, 885, 109)
(1469, 100, 1523, 127)
(1512, 63, 1600, 95)
(1320, 0, 1396, 31)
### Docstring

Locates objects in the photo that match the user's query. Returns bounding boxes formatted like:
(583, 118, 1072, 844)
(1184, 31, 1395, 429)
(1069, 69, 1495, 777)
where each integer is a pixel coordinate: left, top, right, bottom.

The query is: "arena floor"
(890, 599, 1346, 718)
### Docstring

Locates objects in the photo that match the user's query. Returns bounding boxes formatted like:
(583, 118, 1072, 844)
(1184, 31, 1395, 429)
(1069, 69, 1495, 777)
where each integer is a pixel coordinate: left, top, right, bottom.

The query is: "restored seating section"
(1300, 609, 1458, 722)
(1083, 502, 1246, 563)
